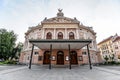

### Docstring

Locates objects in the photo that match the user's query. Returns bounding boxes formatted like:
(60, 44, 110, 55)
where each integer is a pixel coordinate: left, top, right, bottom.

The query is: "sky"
(0, 0, 120, 43)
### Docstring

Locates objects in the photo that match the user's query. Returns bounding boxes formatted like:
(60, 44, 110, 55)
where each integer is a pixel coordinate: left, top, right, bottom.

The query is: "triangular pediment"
(41, 17, 80, 24)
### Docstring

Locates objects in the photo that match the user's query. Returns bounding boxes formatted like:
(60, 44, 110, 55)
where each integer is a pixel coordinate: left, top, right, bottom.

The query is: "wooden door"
(43, 51, 50, 64)
(70, 51, 78, 64)
(57, 51, 64, 65)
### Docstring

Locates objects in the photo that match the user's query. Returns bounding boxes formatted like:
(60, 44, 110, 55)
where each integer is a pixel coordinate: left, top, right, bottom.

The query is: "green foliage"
(0, 60, 17, 65)
(109, 54, 115, 61)
(0, 28, 17, 60)
(104, 55, 109, 62)
(103, 61, 120, 65)
(0, 28, 23, 61)
(10, 42, 23, 60)
(0, 62, 4, 65)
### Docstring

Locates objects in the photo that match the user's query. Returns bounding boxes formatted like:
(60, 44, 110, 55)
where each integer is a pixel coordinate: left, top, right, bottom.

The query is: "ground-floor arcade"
(38, 49, 81, 65)
(20, 49, 97, 65)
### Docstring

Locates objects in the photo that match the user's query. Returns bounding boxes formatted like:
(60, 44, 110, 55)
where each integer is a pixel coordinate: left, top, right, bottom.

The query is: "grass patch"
(0, 60, 17, 65)
(0, 62, 5, 65)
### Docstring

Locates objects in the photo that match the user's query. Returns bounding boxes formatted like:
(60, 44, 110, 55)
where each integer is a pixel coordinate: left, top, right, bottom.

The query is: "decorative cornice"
(79, 25, 96, 35)
(25, 25, 42, 35)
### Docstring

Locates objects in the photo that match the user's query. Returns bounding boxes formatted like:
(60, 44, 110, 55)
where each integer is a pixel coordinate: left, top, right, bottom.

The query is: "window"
(38, 56, 42, 61)
(27, 56, 29, 60)
(69, 32, 74, 39)
(34, 52, 39, 55)
(118, 55, 120, 59)
(82, 52, 87, 55)
(58, 32, 63, 39)
(115, 46, 118, 49)
(46, 32, 52, 39)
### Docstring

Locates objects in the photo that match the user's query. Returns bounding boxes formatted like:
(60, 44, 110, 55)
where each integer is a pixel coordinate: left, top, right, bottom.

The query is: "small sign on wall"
(78, 56, 83, 61)
(52, 56, 56, 61)
(65, 56, 69, 61)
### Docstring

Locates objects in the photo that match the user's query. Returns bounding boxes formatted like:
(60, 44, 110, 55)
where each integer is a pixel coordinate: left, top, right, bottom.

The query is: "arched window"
(58, 32, 63, 39)
(46, 32, 52, 39)
(69, 32, 74, 39)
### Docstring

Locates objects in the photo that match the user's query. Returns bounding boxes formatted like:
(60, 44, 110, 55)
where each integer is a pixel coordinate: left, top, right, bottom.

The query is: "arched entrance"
(57, 51, 64, 65)
(43, 51, 50, 64)
(70, 51, 78, 64)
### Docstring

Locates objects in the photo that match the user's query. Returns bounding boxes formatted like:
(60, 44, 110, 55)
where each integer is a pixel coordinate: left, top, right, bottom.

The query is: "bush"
(116, 62, 120, 65)
(0, 62, 4, 65)
(0, 60, 17, 65)
(110, 61, 116, 64)
(102, 61, 120, 65)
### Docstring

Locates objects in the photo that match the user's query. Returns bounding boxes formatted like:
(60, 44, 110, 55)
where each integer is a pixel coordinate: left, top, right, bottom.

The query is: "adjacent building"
(97, 34, 120, 62)
(19, 9, 99, 67)
(113, 36, 120, 62)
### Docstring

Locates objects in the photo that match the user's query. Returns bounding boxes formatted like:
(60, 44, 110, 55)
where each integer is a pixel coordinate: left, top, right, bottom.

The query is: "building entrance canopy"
(28, 39, 92, 70)
(29, 39, 92, 49)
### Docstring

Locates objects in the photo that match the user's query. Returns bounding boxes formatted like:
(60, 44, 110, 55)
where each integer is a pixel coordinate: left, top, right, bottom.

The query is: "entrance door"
(70, 51, 78, 64)
(43, 51, 50, 64)
(57, 51, 64, 65)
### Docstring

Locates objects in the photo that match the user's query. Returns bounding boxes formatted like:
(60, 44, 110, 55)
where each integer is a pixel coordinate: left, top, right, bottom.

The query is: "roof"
(113, 36, 120, 42)
(41, 9, 80, 24)
(25, 25, 42, 35)
(98, 36, 113, 45)
(29, 39, 92, 49)
(25, 9, 96, 36)
(41, 17, 80, 24)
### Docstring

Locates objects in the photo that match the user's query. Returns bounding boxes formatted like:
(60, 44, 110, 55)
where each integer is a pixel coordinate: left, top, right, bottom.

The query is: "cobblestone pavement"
(98, 65, 120, 71)
(0, 65, 120, 80)
(0, 65, 24, 71)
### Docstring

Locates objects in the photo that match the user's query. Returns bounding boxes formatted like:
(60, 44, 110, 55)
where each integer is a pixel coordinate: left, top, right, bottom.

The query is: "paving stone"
(0, 65, 120, 80)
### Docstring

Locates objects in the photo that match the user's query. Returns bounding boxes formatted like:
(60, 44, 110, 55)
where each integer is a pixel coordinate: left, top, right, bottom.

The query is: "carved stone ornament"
(41, 9, 80, 23)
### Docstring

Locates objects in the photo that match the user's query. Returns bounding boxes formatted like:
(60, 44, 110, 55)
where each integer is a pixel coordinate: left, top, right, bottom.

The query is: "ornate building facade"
(19, 9, 99, 68)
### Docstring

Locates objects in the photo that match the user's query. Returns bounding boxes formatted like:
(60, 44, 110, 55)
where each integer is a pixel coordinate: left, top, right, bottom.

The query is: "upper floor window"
(46, 32, 52, 39)
(34, 52, 39, 55)
(82, 52, 87, 55)
(115, 46, 118, 49)
(69, 32, 74, 39)
(58, 32, 63, 39)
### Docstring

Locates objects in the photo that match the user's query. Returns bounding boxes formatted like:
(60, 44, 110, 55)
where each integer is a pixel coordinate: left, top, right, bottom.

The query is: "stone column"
(65, 28, 67, 39)
(42, 28, 45, 39)
(54, 28, 56, 39)
(76, 28, 79, 39)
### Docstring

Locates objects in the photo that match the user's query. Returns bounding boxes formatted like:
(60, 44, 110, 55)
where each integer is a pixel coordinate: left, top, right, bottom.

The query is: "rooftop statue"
(57, 8, 64, 17)
(58, 8, 63, 12)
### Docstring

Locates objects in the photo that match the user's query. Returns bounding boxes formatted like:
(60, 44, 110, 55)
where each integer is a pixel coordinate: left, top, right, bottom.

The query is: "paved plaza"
(0, 65, 120, 80)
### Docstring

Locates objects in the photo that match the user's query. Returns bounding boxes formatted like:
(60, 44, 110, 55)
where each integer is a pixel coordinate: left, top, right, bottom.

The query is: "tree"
(111, 54, 115, 61)
(104, 55, 109, 63)
(0, 28, 17, 60)
(10, 42, 23, 60)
